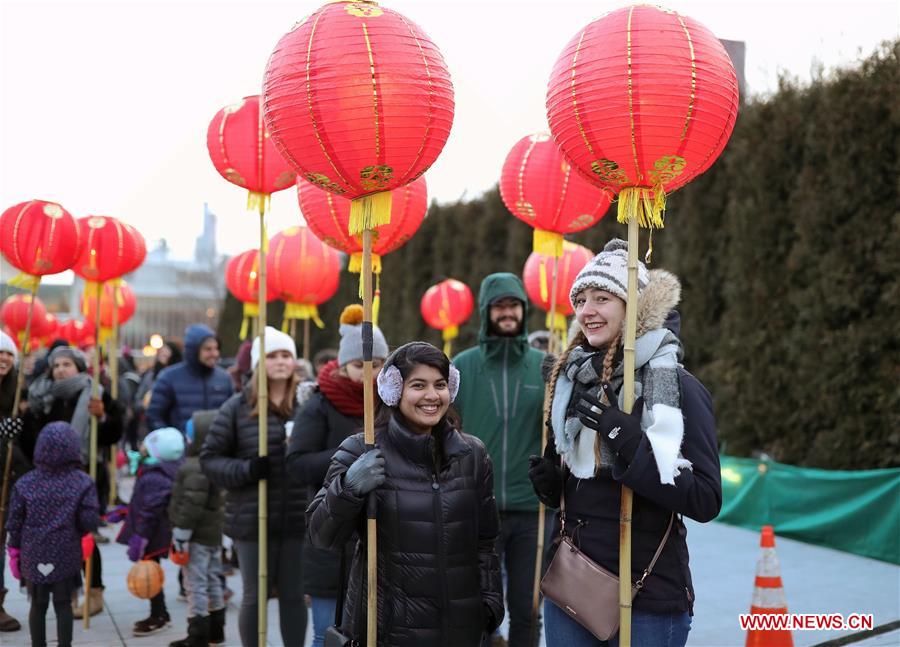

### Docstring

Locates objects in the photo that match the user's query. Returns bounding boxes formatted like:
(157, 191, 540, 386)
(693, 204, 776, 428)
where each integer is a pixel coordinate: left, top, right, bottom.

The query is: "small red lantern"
(546, 5, 739, 227)
(207, 95, 297, 214)
(0, 200, 82, 288)
(263, 1, 454, 234)
(500, 133, 610, 256)
(58, 318, 95, 348)
(226, 249, 277, 339)
(33, 312, 59, 347)
(299, 176, 427, 274)
(523, 242, 593, 336)
(80, 280, 137, 343)
(72, 216, 147, 283)
(420, 279, 474, 356)
(0, 294, 48, 344)
(267, 227, 340, 330)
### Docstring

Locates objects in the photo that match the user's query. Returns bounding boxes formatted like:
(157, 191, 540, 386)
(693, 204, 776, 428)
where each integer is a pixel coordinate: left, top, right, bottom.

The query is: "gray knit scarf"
(28, 373, 98, 463)
(551, 329, 693, 484)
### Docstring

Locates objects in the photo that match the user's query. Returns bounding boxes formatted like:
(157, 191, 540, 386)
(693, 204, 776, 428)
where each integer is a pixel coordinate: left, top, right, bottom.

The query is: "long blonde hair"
(248, 369, 299, 419)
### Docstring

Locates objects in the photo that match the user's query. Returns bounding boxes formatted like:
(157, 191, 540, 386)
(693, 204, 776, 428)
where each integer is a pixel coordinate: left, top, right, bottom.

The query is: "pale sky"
(1, 0, 897, 264)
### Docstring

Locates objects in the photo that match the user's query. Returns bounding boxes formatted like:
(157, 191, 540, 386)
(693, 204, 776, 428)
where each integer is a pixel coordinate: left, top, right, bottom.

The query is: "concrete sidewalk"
(2, 517, 897, 646)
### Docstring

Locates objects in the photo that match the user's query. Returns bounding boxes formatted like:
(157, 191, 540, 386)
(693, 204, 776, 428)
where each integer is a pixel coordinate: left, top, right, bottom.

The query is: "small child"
(5, 422, 100, 647)
(168, 410, 227, 647)
(117, 426, 185, 637)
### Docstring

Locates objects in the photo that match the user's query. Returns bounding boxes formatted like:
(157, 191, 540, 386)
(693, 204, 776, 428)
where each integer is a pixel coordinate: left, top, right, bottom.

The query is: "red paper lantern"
(546, 5, 739, 227)
(33, 312, 59, 347)
(500, 133, 611, 256)
(81, 280, 137, 339)
(267, 227, 341, 330)
(58, 318, 95, 347)
(72, 216, 146, 283)
(263, 1, 453, 234)
(523, 241, 593, 334)
(299, 175, 427, 274)
(420, 279, 474, 355)
(226, 249, 277, 339)
(207, 95, 297, 213)
(0, 200, 82, 286)
(0, 294, 48, 343)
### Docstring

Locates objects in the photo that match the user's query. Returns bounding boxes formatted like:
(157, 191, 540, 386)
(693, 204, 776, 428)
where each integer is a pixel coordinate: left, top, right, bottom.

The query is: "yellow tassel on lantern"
(9, 273, 41, 291)
(533, 229, 564, 257)
(348, 252, 383, 275)
(348, 191, 392, 236)
(81, 282, 104, 317)
(239, 303, 260, 340)
(282, 303, 325, 332)
(442, 325, 458, 357)
(247, 191, 271, 217)
(616, 186, 666, 229)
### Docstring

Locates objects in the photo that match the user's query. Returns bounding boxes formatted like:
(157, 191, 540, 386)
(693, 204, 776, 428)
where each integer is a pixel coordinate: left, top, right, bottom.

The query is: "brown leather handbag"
(540, 463, 674, 641)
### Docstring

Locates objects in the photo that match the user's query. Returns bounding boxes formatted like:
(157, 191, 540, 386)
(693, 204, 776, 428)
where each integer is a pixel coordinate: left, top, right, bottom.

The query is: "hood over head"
(183, 324, 217, 373)
(476, 272, 530, 360)
(35, 421, 82, 470)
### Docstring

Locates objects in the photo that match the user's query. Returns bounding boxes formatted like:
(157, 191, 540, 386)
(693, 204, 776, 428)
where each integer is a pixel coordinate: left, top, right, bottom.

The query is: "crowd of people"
(0, 237, 721, 647)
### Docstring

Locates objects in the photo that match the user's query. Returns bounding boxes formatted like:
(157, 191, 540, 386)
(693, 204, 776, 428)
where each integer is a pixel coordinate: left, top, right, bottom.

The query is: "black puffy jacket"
(199, 388, 306, 540)
(308, 415, 504, 647)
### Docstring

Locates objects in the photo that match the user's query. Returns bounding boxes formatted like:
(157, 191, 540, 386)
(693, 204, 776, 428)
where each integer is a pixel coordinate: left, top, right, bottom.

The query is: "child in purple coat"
(116, 426, 185, 637)
(5, 421, 100, 647)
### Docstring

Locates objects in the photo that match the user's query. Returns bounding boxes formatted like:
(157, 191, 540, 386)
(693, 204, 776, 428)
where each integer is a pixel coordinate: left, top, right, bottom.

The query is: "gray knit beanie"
(337, 305, 389, 366)
(569, 238, 649, 307)
(48, 346, 88, 373)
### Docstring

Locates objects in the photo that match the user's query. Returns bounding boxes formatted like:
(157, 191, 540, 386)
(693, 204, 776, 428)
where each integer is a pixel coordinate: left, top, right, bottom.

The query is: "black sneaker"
(133, 615, 170, 636)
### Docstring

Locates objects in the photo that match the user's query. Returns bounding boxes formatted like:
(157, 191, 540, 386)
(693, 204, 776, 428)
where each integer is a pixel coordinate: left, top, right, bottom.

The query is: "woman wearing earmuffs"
(307, 341, 504, 646)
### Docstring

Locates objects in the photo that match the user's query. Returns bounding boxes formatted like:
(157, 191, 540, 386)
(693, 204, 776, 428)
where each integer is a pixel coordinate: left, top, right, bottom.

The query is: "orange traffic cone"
(745, 525, 793, 647)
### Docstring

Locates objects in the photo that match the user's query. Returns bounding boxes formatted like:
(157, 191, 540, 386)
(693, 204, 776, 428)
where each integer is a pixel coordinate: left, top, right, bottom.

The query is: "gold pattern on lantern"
(591, 159, 629, 185)
(305, 172, 346, 194)
(43, 203, 64, 218)
(87, 216, 106, 229)
(346, 3, 383, 18)
(273, 171, 297, 189)
(360, 165, 393, 191)
(225, 169, 247, 187)
(568, 213, 595, 229)
(515, 201, 536, 220)
(648, 155, 686, 185)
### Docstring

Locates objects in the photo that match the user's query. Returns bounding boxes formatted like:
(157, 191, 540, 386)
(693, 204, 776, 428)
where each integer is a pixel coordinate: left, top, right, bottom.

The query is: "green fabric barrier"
(718, 455, 900, 564)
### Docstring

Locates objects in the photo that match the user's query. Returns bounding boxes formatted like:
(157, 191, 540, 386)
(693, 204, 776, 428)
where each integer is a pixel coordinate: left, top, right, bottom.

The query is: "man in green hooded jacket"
(453, 272, 546, 647)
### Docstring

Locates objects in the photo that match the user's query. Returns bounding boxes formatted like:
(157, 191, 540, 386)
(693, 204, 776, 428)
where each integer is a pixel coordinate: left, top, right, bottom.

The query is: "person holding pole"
(200, 326, 307, 647)
(529, 239, 721, 646)
(452, 273, 546, 647)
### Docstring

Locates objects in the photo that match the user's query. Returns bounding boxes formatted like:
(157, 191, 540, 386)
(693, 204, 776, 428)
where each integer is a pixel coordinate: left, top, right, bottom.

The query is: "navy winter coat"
(146, 324, 233, 432)
(5, 422, 100, 584)
(117, 458, 182, 559)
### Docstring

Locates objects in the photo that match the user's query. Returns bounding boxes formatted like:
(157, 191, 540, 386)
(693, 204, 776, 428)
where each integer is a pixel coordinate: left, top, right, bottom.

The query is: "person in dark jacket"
(285, 303, 389, 647)
(5, 421, 100, 647)
(200, 326, 307, 647)
(528, 240, 722, 647)
(116, 426, 185, 637)
(168, 410, 226, 647)
(308, 341, 504, 647)
(134, 340, 182, 446)
(147, 325, 233, 433)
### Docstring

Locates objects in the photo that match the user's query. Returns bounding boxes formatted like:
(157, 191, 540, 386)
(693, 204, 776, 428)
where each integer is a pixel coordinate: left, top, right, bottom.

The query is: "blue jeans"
(310, 596, 337, 647)
(185, 543, 225, 619)
(544, 600, 691, 647)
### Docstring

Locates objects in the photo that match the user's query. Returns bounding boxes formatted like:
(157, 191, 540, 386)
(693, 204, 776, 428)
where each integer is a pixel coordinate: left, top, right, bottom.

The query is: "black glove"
(248, 456, 270, 481)
(528, 455, 562, 508)
(344, 448, 386, 496)
(575, 383, 644, 463)
(0, 417, 23, 440)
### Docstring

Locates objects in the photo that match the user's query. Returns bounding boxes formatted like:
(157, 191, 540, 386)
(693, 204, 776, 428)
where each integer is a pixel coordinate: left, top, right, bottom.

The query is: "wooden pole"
(257, 208, 269, 647)
(303, 318, 310, 362)
(109, 287, 119, 508)
(361, 228, 378, 646)
(84, 280, 103, 628)
(0, 283, 38, 554)
(618, 217, 640, 647)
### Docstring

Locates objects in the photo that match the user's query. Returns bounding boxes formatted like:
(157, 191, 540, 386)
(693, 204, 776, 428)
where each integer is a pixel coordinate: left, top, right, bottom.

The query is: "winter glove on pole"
(344, 448, 386, 497)
(528, 455, 562, 508)
(576, 383, 644, 463)
(248, 456, 270, 482)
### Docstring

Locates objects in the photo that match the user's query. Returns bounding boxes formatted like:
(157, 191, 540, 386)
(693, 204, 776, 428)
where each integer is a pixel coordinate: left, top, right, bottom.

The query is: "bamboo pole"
(109, 288, 119, 508)
(361, 228, 378, 646)
(257, 208, 269, 647)
(84, 280, 103, 628)
(0, 283, 38, 554)
(303, 318, 310, 362)
(618, 217, 640, 647)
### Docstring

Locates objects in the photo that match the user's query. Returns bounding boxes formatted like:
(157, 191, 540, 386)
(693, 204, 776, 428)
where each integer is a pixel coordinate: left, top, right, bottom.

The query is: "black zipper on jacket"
(432, 470, 449, 646)
(501, 342, 509, 510)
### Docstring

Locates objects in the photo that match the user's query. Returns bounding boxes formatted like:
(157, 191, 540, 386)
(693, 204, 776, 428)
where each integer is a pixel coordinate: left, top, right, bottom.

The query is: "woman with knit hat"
(285, 303, 389, 647)
(528, 239, 721, 647)
(200, 326, 308, 647)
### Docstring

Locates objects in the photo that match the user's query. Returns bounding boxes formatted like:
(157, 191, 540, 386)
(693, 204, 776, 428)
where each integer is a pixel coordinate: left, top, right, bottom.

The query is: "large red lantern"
(207, 95, 297, 214)
(420, 279, 474, 356)
(500, 133, 610, 256)
(299, 175, 427, 275)
(523, 241, 593, 336)
(263, 1, 454, 233)
(267, 227, 340, 330)
(0, 294, 47, 344)
(72, 216, 146, 283)
(546, 5, 739, 228)
(80, 280, 137, 343)
(58, 318, 95, 348)
(226, 249, 277, 339)
(0, 200, 82, 287)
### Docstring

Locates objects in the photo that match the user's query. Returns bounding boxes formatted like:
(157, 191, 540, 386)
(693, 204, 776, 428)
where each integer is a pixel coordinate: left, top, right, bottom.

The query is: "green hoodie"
(453, 273, 546, 512)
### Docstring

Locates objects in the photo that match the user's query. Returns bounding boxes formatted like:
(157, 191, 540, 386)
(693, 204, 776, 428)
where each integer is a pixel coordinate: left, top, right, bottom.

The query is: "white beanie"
(569, 238, 649, 307)
(0, 330, 18, 362)
(251, 326, 297, 370)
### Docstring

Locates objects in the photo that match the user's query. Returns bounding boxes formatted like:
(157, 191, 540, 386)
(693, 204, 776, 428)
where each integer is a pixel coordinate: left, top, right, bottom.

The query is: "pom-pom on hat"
(569, 238, 650, 307)
(338, 304, 389, 366)
(0, 330, 17, 362)
(145, 427, 185, 462)
(251, 326, 297, 370)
